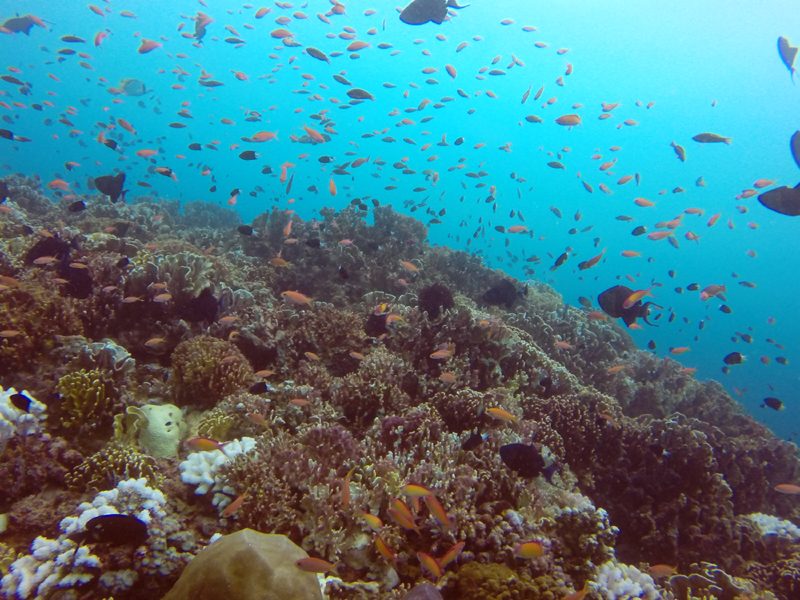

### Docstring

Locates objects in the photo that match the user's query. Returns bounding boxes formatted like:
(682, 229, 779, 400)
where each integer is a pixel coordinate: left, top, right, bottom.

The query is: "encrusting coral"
(55, 368, 119, 441)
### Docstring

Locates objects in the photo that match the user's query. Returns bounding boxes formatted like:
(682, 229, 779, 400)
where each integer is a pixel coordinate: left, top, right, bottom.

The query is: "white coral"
(179, 437, 256, 495)
(595, 560, 661, 600)
(1, 478, 193, 599)
(744, 512, 800, 541)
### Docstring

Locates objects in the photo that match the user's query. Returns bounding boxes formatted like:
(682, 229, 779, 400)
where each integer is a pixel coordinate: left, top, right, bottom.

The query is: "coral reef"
(170, 336, 253, 407)
(1, 200, 798, 600)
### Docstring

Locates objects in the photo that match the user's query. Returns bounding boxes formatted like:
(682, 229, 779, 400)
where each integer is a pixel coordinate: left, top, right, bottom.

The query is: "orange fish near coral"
(281, 291, 312, 305)
(775, 484, 800, 495)
(185, 438, 231, 454)
(514, 541, 544, 558)
(295, 557, 338, 573)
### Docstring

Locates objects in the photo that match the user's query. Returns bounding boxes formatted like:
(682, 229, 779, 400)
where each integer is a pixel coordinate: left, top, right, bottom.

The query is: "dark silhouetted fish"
(758, 130, 800, 216)
(68, 515, 148, 547)
(598, 285, 660, 327)
(9, 392, 33, 412)
(94, 173, 126, 203)
(461, 431, 487, 451)
(67, 200, 86, 212)
(762, 397, 783, 411)
(180, 287, 220, 323)
(723, 352, 744, 365)
(249, 381, 271, 395)
(778, 36, 798, 83)
(399, 0, 468, 25)
(237, 225, 254, 236)
(499, 443, 560, 483)
(483, 279, 522, 309)
(2, 15, 35, 35)
(0, 180, 9, 203)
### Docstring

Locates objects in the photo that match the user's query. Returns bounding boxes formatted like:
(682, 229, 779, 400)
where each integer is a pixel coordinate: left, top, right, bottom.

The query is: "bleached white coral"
(744, 512, 800, 541)
(179, 437, 256, 495)
(0, 387, 47, 453)
(1, 478, 194, 599)
(595, 560, 661, 600)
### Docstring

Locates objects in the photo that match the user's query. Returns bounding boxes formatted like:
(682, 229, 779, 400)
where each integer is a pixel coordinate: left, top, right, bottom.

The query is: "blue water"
(1, 0, 798, 438)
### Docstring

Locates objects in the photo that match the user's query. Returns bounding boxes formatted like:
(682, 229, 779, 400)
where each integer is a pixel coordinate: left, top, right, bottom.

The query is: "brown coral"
(171, 335, 253, 407)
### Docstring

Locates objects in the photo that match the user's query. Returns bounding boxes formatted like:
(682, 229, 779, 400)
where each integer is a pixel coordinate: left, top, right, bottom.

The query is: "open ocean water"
(1, 0, 799, 439)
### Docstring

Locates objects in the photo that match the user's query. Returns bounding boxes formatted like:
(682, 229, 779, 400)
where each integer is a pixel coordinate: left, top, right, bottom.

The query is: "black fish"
(116, 257, 129, 268)
(399, 0, 468, 25)
(2, 15, 35, 35)
(9, 392, 33, 412)
(188, 142, 201, 150)
(67, 200, 86, 212)
(0, 180, 9, 203)
(0, 128, 14, 140)
(338, 265, 349, 279)
(239, 150, 257, 160)
(483, 279, 522, 309)
(237, 225, 254, 236)
(757, 132, 800, 215)
(632, 225, 647, 236)
(249, 381, 270, 395)
(723, 352, 744, 365)
(461, 431, 487, 452)
(499, 443, 560, 483)
(648, 340, 657, 350)
(194, 18, 207, 42)
(597, 285, 661, 327)
(762, 397, 783, 411)
(778, 36, 798, 83)
(306, 238, 321, 248)
(180, 287, 220, 323)
(102, 138, 117, 150)
(68, 515, 148, 547)
(94, 173, 126, 203)
(686, 283, 700, 291)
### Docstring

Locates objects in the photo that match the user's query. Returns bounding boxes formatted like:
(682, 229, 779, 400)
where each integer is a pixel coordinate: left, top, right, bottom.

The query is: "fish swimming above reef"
(68, 514, 149, 547)
(758, 131, 800, 216)
(778, 36, 798, 83)
(2, 15, 35, 35)
(93, 173, 126, 203)
(692, 132, 732, 145)
(499, 443, 561, 482)
(399, 0, 469, 25)
(0, 180, 9, 203)
(598, 285, 661, 327)
(117, 78, 150, 96)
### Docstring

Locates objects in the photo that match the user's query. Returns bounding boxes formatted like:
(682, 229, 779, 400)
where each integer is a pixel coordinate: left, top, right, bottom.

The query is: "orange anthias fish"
(295, 557, 338, 574)
(430, 343, 455, 360)
(185, 438, 231, 454)
(281, 291, 312, 305)
(622, 285, 657, 309)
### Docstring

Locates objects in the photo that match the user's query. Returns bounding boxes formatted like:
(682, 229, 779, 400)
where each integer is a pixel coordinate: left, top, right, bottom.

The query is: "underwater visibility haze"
(0, 0, 800, 599)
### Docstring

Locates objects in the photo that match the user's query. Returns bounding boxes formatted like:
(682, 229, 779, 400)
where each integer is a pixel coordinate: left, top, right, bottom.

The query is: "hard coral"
(0, 275, 85, 375)
(418, 283, 454, 319)
(55, 368, 119, 440)
(66, 441, 160, 492)
(442, 562, 566, 600)
(171, 335, 252, 408)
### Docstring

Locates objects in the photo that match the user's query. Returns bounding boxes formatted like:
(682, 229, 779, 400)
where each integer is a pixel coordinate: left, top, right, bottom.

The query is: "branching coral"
(55, 368, 119, 440)
(170, 335, 252, 408)
(67, 441, 160, 492)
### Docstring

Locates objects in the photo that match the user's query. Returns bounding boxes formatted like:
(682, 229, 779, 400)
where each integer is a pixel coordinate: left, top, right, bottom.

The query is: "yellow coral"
(56, 368, 118, 432)
(0, 543, 17, 576)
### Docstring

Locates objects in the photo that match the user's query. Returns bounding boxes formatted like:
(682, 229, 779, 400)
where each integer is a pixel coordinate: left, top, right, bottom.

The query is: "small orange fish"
(0, 330, 22, 338)
(565, 581, 591, 600)
(295, 557, 338, 574)
(33, 256, 57, 265)
(775, 484, 800, 495)
(417, 552, 442, 581)
(514, 540, 544, 558)
(247, 412, 268, 426)
(646, 564, 677, 578)
(304, 351, 320, 361)
(329, 178, 337, 197)
(438, 541, 465, 569)
(670, 347, 690, 355)
(622, 285, 657, 309)
(423, 495, 452, 531)
(375, 534, 396, 563)
(401, 484, 432, 497)
(400, 260, 419, 273)
(145, 337, 166, 347)
(487, 407, 518, 422)
(186, 438, 230, 453)
(281, 290, 312, 305)
(607, 365, 626, 374)
(222, 494, 245, 518)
